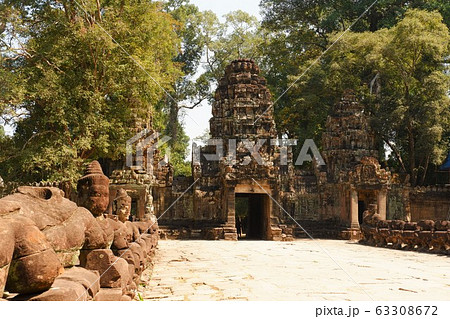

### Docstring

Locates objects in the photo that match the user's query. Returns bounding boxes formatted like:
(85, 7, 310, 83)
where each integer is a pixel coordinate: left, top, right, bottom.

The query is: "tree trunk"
(384, 138, 407, 172)
(96, 0, 102, 22)
(408, 122, 417, 186)
(168, 99, 179, 148)
(419, 154, 430, 186)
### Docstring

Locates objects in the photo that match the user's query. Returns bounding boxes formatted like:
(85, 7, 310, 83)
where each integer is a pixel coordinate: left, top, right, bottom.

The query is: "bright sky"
(190, 0, 262, 20)
(182, 0, 262, 149)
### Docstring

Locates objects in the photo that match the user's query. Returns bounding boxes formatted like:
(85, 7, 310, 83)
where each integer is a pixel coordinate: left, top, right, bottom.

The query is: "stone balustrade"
(360, 219, 449, 254)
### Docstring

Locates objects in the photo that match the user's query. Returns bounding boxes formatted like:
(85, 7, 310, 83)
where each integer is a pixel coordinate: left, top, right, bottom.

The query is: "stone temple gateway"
(1, 61, 449, 302)
(152, 59, 450, 241)
(1, 59, 447, 248)
(156, 59, 281, 240)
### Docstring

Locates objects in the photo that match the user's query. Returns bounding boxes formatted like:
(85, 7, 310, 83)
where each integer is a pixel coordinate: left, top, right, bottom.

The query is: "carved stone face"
(115, 189, 132, 223)
(77, 161, 110, 217)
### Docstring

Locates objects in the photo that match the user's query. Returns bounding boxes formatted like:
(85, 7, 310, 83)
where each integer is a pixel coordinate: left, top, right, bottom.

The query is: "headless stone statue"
(362, 204, 381, 226)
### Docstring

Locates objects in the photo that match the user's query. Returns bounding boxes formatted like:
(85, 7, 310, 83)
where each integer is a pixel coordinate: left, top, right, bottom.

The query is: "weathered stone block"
(30, 279, 87, 301)
(84, 249, 130, 290)
(94, 288, 123, 301)
(57, 267, 100, 299)
(6, 249, 63, 294)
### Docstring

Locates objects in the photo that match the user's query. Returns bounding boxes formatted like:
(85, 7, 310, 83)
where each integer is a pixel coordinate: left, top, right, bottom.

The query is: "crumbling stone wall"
(410, 186, 450, 221)
(387, 185, 410, 221)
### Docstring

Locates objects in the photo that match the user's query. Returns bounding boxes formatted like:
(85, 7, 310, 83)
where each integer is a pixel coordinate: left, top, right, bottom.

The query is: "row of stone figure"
(0, 161, 158, 301)
(361, 210, 449, 254)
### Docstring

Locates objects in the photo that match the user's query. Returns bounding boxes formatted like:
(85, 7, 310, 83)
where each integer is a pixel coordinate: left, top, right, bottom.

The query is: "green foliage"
(372, 9, 450, 184)
(201, 10, 264, 96)
(260, 0, 450, 136)
(159, 4, 264, 176)
(285, 9, 450, 185)
(157, 1, 206, 176)
(0, 0, 182, 182)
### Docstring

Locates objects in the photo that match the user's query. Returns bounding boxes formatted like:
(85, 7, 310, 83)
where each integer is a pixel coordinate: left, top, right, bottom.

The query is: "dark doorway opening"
(357, 190, 377, 225)
(235, 193, 268, 240)
(131, 199, 138, 220)
(358, 200, 366, 225)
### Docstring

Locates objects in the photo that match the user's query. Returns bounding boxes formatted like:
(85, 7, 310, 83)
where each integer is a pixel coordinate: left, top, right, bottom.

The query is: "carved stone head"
(77, 161, 109, 217)
(115, 188, 132, 223)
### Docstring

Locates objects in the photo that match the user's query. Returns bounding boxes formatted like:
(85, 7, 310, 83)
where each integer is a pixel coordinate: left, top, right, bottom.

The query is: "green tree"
(260, 0, 450, 138)
(0, 0, 182, 182)
(159, 0, 207, 176)
(201, 10, 264, 93)
(287, 9, 450, 185)
(373, 9, 450, 185)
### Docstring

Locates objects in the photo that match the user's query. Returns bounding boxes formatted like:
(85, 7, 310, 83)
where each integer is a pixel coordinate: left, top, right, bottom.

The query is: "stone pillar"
(225, 186, 235, 227)
(224, 186, 237, 241)
(377, 188, 387, 220)
(350, 188, 359, 228)
(137, 197, 145, 221)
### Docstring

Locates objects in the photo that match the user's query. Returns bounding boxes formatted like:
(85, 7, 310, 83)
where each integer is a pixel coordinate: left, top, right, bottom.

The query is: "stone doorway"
(357, 190, 377, 224)
(358, 200, 366, 225)
(235, 193, 270, 240)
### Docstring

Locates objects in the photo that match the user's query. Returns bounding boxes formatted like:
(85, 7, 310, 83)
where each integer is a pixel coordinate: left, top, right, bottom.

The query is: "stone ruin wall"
(386, 184, 410, 221)
(153, 176, 227, 240)
(409, 186, 450, 221)
(360, 185, 450, 254)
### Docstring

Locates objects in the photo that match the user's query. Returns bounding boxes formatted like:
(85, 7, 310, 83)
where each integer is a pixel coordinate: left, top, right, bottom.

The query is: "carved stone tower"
(210, 59, 276, 139)
(191, 59, 282, 240)
(320, 91, 390, 237)
(322, 90, 379, 182)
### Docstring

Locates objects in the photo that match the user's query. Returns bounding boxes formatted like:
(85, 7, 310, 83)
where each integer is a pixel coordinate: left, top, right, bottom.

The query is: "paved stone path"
(137, 240, 449, 301)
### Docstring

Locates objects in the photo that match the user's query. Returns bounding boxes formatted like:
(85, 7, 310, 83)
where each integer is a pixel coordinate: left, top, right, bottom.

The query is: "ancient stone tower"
(155, 60, 287, 240)
(321, 90, 379, 182)
(210, 59, 276, 140)
(208, 59, 279, 178)
(319, 91, 390, 237)
(191, 59, 282, 240)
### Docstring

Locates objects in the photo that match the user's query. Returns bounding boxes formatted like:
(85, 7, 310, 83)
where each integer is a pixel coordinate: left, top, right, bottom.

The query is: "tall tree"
(201, 10, 264, 93)
(260, 0, 450, 137)
(373, 9, 450, 185)
(0, 0, 182, 182)
(159, 0, 207, 176)
(286, 9, 450, 185)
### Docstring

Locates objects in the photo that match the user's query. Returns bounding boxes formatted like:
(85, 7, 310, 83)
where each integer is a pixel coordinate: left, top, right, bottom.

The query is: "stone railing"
(360, 219, 449, 254)
(0, 186, 159, 301)
(411, 185, 450, 194)
(0, 180, 72, 199)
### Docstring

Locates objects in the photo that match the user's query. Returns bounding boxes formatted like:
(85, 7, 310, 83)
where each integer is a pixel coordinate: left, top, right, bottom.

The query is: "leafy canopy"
(0, 0, 182, 182)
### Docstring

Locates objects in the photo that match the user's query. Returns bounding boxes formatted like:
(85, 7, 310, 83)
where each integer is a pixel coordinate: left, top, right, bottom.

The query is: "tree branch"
(383, 138, 407, 172)
(180, 98, 205, 110)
